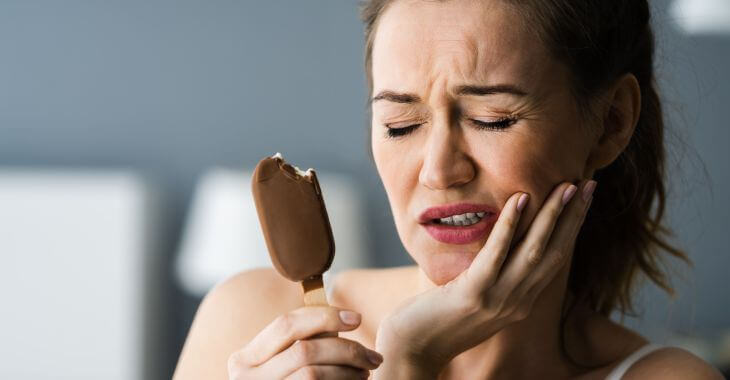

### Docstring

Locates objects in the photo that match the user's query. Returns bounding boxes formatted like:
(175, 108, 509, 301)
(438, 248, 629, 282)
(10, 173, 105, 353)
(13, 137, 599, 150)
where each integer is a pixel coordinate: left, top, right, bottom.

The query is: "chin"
(420, 250, 478, 285)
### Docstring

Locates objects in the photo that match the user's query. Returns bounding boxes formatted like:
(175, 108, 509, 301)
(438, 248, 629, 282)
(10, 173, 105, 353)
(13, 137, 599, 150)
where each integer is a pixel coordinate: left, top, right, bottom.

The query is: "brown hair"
(360, 0, 690, 365)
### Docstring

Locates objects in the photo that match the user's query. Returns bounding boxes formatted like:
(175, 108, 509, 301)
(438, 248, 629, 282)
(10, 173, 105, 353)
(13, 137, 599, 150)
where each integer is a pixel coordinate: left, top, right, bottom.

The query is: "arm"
(173, 268, 303, 380)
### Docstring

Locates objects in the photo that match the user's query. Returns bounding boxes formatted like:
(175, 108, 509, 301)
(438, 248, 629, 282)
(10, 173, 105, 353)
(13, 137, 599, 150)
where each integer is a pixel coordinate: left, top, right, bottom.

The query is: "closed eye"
(470, 117, 517, 130)
(384, 123, 421, 139)
(383, 117, 517, 139)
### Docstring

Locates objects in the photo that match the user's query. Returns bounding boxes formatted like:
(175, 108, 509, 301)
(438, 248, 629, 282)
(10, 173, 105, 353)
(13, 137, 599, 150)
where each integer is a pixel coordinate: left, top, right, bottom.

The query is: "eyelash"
(384, 117, 517, 139)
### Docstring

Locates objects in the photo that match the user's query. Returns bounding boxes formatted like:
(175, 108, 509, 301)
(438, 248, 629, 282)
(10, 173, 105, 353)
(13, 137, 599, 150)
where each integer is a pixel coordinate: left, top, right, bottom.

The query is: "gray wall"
(620, 1, 730, 339)
(0, 0, 405, 266)
(0, 1, 404, 377)
(1, 0, 728, 377)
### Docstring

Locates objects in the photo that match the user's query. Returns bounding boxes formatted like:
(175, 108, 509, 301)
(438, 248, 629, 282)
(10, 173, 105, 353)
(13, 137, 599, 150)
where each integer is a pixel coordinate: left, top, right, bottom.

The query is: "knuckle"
(502, 214, 518, 230)
(498, 298, 515, 316)
(492, 247, 508, 265)
(347, 341, 361, 361)
(546, 203, 562, 220)
(473, 294, 503, 319)
(227, 352, 244, 375)
(460, 292, 487, 315)
(314, 309, 329, 328)
(548, 249, 566, 267)
(324, 308, 340, 328)
(552, 197, 565, 213)
(291, 340, 314, 364)
(276, 314, 295, 340)
(526, 248, 543, 267)
(237, 344, 257, 367)
(513, 305, 531, 321)
(302, 366, 319, 380)
(307, 307, 334, 332)
(524, 241, 541, 257)
(294, 366, 318, 380)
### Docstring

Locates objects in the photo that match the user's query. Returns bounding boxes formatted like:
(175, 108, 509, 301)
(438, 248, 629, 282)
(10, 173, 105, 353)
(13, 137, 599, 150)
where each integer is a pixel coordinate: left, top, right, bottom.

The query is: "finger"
(496, 182, 576, 290)
(465, 191, 529, 290)
(265, 337, 382, 378)
(242, 307, 362, 366)
(285, 365, 368, 380)
(518, 180, 595, 297)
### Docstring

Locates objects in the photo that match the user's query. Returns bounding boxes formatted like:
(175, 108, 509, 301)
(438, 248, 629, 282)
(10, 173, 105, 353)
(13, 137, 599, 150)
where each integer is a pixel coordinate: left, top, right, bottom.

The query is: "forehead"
(371, 0, 552, 96)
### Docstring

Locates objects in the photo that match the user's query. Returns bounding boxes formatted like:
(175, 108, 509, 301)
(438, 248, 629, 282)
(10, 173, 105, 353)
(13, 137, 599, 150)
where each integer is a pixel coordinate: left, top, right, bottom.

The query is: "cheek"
(484, 122, 589, 184)
(372, 129, 400, 197)
(371, 129, 416, 220)
(480, 133, 564, 192)
(477, 127, 588, 237)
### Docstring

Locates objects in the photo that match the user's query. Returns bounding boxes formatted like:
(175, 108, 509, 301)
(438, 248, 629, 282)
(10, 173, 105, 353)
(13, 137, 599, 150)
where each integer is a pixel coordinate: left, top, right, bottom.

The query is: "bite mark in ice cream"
(251, 153, 336, 310)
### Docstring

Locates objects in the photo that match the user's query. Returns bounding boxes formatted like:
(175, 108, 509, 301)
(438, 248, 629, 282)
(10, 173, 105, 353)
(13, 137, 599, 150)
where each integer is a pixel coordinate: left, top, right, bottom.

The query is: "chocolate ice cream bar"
(251, 153, 335, 307)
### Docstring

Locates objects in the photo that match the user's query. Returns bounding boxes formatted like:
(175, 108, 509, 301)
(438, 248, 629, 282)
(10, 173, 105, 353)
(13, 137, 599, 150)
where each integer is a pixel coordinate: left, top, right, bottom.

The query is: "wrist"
(372, 347, 443, 380)
(373, 362, 440, 380)
(374, 335, 445, 380)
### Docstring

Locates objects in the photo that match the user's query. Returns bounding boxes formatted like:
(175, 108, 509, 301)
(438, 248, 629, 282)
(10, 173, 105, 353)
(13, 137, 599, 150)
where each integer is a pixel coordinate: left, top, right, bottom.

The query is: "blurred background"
(0, 0, 728, 378)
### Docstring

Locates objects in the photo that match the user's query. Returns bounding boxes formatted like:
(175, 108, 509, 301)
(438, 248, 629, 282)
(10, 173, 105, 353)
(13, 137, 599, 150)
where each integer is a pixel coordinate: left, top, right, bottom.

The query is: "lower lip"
(422, 214, 498, 245)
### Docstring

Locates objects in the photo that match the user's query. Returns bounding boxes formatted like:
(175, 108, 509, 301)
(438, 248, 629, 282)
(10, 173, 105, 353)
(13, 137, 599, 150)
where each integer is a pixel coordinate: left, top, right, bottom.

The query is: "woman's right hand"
(227, 306, 383, 379)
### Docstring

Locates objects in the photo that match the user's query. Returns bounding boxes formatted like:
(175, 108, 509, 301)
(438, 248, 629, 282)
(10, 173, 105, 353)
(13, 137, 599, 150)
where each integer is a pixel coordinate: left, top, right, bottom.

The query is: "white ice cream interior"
(271, 152, 313, 178)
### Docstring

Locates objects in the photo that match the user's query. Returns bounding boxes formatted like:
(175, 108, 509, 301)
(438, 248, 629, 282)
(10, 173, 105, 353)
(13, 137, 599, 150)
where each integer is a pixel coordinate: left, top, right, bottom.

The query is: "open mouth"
(418, 203, 499, 243)
(431, 211, 489, 226)
(422, 212, 497, 244)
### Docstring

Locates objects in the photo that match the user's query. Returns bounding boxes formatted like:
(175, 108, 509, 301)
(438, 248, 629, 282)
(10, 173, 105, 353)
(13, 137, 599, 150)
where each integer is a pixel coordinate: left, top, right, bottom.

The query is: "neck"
(416, 260, 586, 380)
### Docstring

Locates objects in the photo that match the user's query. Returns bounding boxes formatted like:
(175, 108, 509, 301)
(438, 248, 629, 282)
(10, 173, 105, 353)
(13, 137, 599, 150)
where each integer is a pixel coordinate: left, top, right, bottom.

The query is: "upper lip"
(418, 202, 499, 224)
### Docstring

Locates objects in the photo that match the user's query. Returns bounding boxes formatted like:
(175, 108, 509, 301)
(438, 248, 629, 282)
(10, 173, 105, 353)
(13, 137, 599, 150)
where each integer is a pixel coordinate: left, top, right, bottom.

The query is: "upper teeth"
(438, 212, 486, 226)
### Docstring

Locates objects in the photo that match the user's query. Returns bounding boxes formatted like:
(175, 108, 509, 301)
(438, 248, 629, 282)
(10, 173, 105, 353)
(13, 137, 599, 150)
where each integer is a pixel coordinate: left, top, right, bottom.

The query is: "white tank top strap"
(604, 343, 666, 380)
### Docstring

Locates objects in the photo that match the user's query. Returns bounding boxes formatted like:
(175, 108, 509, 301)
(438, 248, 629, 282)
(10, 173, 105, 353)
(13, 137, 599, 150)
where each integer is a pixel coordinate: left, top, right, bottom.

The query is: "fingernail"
(582, 180, 597, 202)
(562, 185, 577, 206)
(516, 193, 529, 212)
(339, 310, 360, 325)
(367, 350, 383, 365)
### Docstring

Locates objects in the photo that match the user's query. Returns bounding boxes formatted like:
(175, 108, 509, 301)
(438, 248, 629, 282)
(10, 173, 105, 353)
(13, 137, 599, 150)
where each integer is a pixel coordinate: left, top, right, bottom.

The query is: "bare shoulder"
(173, 268, 302, 380)
(623, 346, 724, 380)
(330, 265, 418, 307)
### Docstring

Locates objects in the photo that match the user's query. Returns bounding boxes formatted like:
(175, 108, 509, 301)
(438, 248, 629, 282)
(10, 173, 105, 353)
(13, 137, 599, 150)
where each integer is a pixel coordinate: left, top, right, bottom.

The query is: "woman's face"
(370, 0, 599, 285)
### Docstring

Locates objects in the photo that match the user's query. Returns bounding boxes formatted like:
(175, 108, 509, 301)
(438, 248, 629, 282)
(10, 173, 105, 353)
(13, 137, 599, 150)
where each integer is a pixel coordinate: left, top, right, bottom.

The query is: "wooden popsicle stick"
(302, 275, 329, 306)
(301, 274, 338, 338)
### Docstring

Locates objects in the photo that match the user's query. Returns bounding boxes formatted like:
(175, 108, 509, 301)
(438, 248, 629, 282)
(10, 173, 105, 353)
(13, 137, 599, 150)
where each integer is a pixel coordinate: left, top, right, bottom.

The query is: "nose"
(418, 116, 475, 190)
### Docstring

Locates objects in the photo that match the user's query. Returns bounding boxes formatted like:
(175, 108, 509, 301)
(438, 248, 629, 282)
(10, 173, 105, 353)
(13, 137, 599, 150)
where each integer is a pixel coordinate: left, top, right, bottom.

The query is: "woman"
(174, 0, 723, 379)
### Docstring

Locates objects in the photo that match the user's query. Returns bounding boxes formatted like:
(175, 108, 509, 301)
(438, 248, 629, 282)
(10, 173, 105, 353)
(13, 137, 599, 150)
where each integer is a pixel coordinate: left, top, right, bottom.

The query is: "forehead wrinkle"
(426, 25, 485, 104)
(433, 35, 478, 80)
(372, 0, 554, 106)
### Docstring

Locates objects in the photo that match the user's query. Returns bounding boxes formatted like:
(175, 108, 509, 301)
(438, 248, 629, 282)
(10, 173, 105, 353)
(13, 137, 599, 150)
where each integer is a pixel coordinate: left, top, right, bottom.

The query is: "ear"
(585, 73, 642, 172)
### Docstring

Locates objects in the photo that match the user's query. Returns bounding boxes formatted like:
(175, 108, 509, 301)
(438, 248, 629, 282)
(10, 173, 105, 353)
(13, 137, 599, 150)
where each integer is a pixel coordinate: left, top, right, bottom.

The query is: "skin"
(173, 0, 724, 379)
(366, 1, 636, 377)
(370, 0, 600, 286)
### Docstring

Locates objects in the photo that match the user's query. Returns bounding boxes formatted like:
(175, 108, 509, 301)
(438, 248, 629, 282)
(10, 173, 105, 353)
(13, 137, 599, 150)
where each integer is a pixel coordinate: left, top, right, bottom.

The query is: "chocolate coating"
(251, 155, 336, 282)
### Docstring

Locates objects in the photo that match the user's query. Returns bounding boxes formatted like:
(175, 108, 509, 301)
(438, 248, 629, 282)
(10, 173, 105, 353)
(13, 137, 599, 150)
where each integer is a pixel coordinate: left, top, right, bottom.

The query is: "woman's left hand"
(373, 180, 596, 379)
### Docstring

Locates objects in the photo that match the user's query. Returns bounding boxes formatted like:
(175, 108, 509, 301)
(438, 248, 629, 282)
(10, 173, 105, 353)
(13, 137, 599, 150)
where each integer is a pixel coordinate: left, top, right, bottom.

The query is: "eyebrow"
(455, 84, 528, 97)
(371, 84, 527, 104)
(371, 91, 421, 104)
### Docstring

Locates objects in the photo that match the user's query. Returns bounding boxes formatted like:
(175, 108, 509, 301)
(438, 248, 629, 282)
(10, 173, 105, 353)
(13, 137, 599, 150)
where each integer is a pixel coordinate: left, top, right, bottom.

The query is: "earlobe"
(585, 73, 642, 171)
